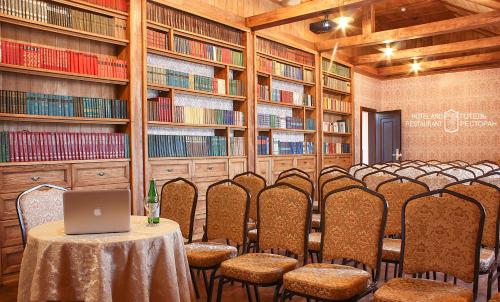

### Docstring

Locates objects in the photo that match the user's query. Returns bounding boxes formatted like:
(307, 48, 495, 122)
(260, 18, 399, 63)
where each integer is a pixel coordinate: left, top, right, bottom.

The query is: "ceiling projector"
(309, 18, 335, 34)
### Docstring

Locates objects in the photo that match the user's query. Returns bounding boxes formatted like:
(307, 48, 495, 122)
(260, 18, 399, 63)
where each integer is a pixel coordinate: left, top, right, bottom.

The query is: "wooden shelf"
(323, 109, 352, 116)
(258, 154, 316, 158)
(148, 121, 246, 130)
(257, 72, 315, 86)
(147, 47, 245, 71)
(0, 14, 129, 46)
(258, 128, 316, 134)
(0, 64, 129, 85)
(0, 114, 129, 125)
(256, 52, 315, 69)
(149, 156, 236, 161)
(147, 21, 245, 51)
(146, 84, 246, 101)
(324, 153, 352, 157)
(0, 158, 131, 167)
(323, 87, 351, 95)
(323, 132, 352, 136)
(51, 0, 129, 18)
(257, 99, 315, 110)
(322, 70, 351, 82)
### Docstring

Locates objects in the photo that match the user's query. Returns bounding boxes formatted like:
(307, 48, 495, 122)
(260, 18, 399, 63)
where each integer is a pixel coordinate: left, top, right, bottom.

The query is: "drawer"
(72, 162, 129, 187)
(272, 158, 294, 172)
(193, 160, 228, 178)
(149, 160, 191, 180)
(324, 155, 352, 169)
(0, 193, 19, 221)
(0, 165, 71, 193)
(296, 157, 316, 169)
(2, 245, 23, 275)
(73, 183, 130, 191)
(0, 219, 22, 247)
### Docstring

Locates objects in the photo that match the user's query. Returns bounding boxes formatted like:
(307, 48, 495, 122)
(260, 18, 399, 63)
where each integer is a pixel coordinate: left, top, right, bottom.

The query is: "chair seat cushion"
(382, 238, 401, 262)
(312, 213, 321, 229)
(480, 248, 495, 273)
(248, 228, 258, 242)
(220, 253, 298, 284)
(283, 263, 371, 300)
(374, 278, 473, 302)
(185, 243, 238, 268)
(308, 232, 321, 252)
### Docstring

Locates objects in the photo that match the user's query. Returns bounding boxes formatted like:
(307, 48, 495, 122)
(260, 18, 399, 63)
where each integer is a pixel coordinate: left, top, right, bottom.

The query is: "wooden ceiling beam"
(316, 10, 500, 51)
(362, 4, 376, 34)
(245, 0, 380, 30)
(465, 0, 500, 10)
(378, 50, 500, 76)
(353, 36, 500, 65)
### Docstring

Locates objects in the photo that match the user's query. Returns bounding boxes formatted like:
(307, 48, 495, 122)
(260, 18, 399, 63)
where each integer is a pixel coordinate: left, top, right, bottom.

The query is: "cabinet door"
(229, 158, 247, 179)
(0, 220, 22, 248)
(256, 158, 272, 185)
(0, 193, 19, 221)
(1, 245, 23, 275)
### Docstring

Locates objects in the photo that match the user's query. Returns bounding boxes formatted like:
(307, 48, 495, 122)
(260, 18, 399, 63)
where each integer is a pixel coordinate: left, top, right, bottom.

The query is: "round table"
(18, 216, 192, 302)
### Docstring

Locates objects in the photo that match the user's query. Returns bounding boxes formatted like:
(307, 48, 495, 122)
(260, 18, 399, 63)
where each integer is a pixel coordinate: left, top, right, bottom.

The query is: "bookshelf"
(320, 55, 354, 170)
(0, 0, 137, 284)
(142, 1, 251, 241)
(254, 33, 318, 186)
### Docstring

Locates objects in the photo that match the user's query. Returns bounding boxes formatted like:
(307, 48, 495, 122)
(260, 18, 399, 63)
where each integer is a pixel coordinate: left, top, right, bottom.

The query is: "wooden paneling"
(0, 220, 22, 248)
(0, 194, 19, 221)
(1, 245, 23, 276)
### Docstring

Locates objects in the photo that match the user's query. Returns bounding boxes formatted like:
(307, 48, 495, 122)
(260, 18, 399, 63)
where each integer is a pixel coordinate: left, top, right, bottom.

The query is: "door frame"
(360, 107, 377, 165)
(375, 109, 402, 163)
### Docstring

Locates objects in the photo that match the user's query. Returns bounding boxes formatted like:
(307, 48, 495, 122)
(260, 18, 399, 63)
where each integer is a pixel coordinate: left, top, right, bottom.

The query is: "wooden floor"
(0, 263, 495, 301)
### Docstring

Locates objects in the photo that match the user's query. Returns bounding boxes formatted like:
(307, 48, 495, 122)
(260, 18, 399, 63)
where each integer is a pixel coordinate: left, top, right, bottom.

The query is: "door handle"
(392, 148, 403, 161)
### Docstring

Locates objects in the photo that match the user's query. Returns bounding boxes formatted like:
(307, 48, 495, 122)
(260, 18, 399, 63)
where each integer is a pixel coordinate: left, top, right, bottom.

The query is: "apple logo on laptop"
(93, 208, 102, 217)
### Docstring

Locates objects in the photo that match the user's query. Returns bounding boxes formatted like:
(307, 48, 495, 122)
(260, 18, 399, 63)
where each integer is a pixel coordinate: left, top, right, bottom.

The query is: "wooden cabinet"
(0, 193, 19, 221)
(0, 165, 71, 193)
(1, 245, 23, 276)
(256, 158, 272, 185)
(72, 162, 130, 188)
(323, 155, 352, 170)
(229, 158, 247, 179)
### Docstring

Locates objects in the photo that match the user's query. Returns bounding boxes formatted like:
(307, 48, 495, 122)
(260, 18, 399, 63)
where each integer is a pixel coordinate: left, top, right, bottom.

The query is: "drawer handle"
(166, 169, 174, 172)
(97, 172, 105, 176)
(207, 167, 214, 170)
(31, 176, 41, 181)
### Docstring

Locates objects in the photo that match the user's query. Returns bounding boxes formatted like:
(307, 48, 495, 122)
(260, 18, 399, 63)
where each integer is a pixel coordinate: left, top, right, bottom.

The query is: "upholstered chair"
(449, 160, 469, 167)
(277, 168, 309, 180)
(442, 167, 476, 181)
(216, 183, 312, 302)
(418, 164, 441, 173)
(281, 185, 387, 301)
(436, 163, 454, 170)
(321, 165, 347, 174)
(161, 178, 197, 243)
(411, 160, 426, 166)
(467, 165, 486, 177)
(372, 163, 388, 169)
(362, 171, 398, 191)
(348, 163, 368, 176)
(275, 173, 313, 197)
(426, 160, 442, 165)
(399, 161, 421, 167)
(317, 169, 348, 200)
(394, 166, 427, 179)
(478, 171, 500, 188)
(445, 180, 500, 299)
(381, 164, 400, 173)
(354, 166, 380, 180)
(479, 160, 499, 170)
(416, 171, 458, 191)
(17, 184, 68, 246)
(374, 190, 484, 302)
(472, 163, 495, 174)
(376, 177, 429, 280)
(184, 179, 250, 302)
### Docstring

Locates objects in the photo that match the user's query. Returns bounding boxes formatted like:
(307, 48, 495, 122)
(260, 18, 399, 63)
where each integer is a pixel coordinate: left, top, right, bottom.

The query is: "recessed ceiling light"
(410, 61, 421, 73)
(401, 7, 407, 12)
(382, 46, 395, 57)
(334, 16, 354, 30)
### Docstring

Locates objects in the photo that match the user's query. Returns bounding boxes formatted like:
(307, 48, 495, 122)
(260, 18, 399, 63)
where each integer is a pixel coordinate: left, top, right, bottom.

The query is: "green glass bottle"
(147, 179, 160, 224)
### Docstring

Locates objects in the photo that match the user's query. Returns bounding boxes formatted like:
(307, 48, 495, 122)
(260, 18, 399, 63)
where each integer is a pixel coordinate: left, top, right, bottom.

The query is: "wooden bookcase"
(142, 0, 252, 241)
(0, 0, 139, 284)
(319, 54, 354, 170)
(254, 33, 319, 188)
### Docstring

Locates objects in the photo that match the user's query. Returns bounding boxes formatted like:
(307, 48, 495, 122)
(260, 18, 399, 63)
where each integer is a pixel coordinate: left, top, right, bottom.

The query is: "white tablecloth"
(18, 216, 191, 302)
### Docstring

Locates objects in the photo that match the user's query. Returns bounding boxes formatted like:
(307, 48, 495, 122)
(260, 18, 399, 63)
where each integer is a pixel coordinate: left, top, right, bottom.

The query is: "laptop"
(63, 189, 131, 235)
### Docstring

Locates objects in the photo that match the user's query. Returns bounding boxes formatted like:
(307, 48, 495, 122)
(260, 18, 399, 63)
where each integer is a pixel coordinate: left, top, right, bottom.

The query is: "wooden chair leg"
(216, 276, 225, 302)
(384, 262, 389, 281)
(206, 269, 217, 302)
(245, 283, 253, 302)
(273, 283, 281, 302)
(190, 268, 200, 299)
(254, 285, 260, 302)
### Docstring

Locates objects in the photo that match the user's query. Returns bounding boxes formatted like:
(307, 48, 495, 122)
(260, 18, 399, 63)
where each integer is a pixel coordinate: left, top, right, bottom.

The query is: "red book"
(9, 132, 16, 162)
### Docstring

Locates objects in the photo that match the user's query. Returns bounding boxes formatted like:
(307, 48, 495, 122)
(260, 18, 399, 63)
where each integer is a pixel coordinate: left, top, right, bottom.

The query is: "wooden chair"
(16, 184, 68, 246)
(416, 171, 458, 191)
(374, 190, 485, 302)
(184, 179, 250, 302)
(277, 168, 309, 180)
(362, 170, 398, 191)
(216, 183, 312, 302)
(394, 166, 427, 179)
(445, 180, 500, 299)
(275, 173, 313, 198)
(442, 166, 477, 181)
(281, 185, 387, 301)
(161, 178, 197, 243)
(375, 177, 429, 280)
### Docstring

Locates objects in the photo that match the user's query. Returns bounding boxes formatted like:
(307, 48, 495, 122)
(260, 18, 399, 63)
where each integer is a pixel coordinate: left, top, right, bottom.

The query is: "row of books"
(148, 135, 227, 157)
(147, 29, 168, 50)
(83, 0, 128, 12)
(306, 118, 315, 130)
(230, 137, 245, 156)
(257, 114, 304, 130)
(256, 38, 314, 66)
(257, 136, 270, 155)
(323, 120, 351, 133)
(257, 84, 269, 101)
(229, 79, 244, 97)
(0, 0, 127, 39)
(173, 36, 244, 67)
(0, 40, 128, 79)
(322, 59, 351, 79)
(324, 142, 351, 154)
(304, 69, 314, 83)
(271, 89, 314, 107)
(146, 3, 243, 45)
(0, 131, 129, 162)
(147, 97, 172, 122)
(173, 106, 244, 126)
(258, 57, 303, 81)
(0, 90, 127, 119)
(323, 76, 351, 93)
(323, 95, 351, 113)
(273, 141, 314, 155)
(147, 66, 227, 95)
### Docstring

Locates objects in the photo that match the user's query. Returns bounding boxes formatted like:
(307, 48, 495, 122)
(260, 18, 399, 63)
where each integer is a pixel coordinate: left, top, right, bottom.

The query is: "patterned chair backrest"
(318, 169, 348, 192)
(348, 163, 368, 176)
(466, 165, 484, 177)
(381, 165, 400, 173)
(376, 177, 429, 236)
(436, 163, 453, 170)
(480, 161, 499, 170)
(17, 184, 67, 246)
(426, 160, 442, 165)
(161, 178, 197, 242)
(206, 180, 250, 246)
(321, 165, 347, 174)
(277, 168, 309, 180)
(418, 164, 441, 173)
(442, 167, 476, 181)
(257, 183, 311, 258)
(416, 172, 458, 191)
(354, 166, 379, 180)
(394, 166, 427, 179)
(321, 175, 366, 201)
(362, 171, 398, 191)
(372, 163, 388, 169)
(321, 186, 387, 272)
(478, 171, 500, 188)
(449, 160, 469, 167)
(402, 190, 484, 287)
(472, 163, 494, 174)
(400, 162, 420, 168)
(233, 172, 266, 222)
(445, 181, 500, 250)
(276, 174, 314, 198)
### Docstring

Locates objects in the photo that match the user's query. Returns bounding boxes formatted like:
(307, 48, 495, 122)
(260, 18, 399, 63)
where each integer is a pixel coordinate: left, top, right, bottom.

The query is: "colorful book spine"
(230, 137, 245, 156)
(257, 135, 270, 155)
(272, 140, 314, 155)
(270, 89, 313, 107)
(258, 114, 304, 130)
(323, 94, 351, 112)
(322, 58, 351, 78)
(324, 142, 350, 154)
(147, 29, 168, 50)
(148, 135, 227, 157)
(81, 0, 128, 12)
(257, 37, 314, 66)
(306, 118, 315, 130)
(322, 120, 351, 133)
(172, 36, 244, 67)
(173, 106, 244, 126)
(147, 97, 172, 122)
(257, 84, 269, 100)
(323, 75, 351, 93)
